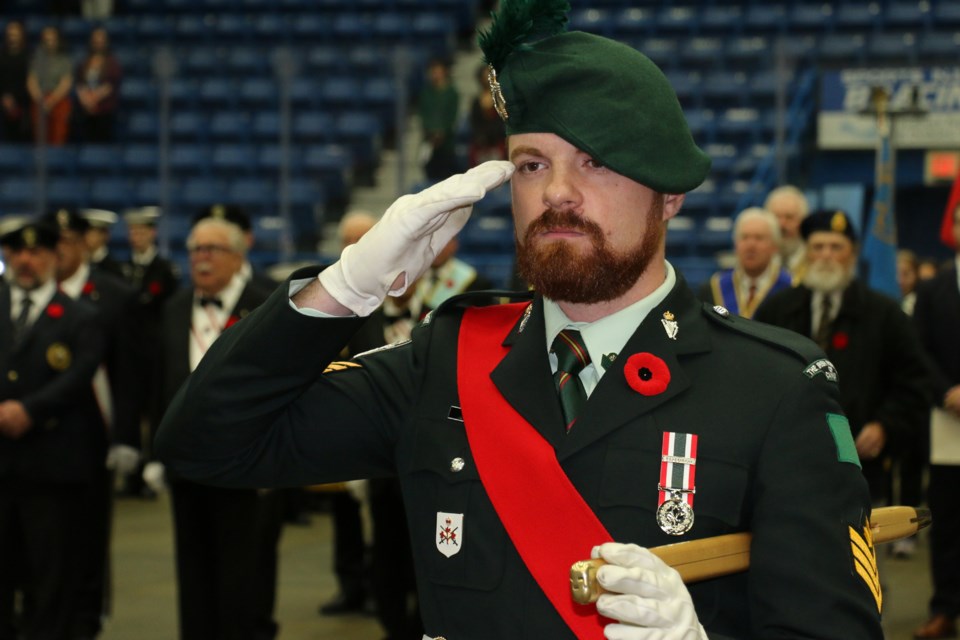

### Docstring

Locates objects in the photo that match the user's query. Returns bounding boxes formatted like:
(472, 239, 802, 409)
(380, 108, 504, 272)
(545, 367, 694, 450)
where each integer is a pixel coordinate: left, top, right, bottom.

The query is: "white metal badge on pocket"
(436, 512, 463, 557)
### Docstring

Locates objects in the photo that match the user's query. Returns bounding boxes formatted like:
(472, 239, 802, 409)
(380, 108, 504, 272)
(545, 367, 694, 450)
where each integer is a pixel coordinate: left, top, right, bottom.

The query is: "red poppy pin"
(82, 281, 95, 295)
(624, 352, 670, 396)
(47, 303, 64, 319)
(831, 332, 849, 350)
(148, 281, 163, 296)
(224, 315, 240, 330)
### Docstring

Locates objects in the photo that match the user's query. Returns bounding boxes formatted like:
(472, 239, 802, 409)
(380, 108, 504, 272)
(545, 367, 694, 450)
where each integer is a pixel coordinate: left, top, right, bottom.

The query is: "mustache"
(523, 209, 605, 242)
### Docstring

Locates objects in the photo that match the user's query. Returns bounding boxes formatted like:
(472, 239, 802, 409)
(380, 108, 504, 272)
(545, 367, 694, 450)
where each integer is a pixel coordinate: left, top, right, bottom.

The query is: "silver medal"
(656, 493, 695, 536)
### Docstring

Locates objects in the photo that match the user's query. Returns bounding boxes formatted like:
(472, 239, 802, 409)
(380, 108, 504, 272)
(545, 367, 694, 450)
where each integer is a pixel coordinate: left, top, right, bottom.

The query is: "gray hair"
(734, 207, 781, 245)
(187, 218, 247, 255)
(763, 185, 809, 218)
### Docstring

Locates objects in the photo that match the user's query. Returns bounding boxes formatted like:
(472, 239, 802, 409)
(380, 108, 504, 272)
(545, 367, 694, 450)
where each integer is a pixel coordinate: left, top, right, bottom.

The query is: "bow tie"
(198, 296, 223, 308)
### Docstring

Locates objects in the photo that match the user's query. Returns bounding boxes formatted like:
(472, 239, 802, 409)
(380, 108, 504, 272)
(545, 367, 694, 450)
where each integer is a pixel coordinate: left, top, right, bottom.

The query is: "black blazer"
(0, 284, 106, 483)
(913, 266, 960, 403)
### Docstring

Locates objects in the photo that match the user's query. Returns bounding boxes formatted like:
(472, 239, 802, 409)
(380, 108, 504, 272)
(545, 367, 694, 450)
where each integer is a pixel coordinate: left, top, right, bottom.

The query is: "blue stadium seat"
(318, 77, 361, 110)
(0, 146, 32, 177)
(671, 256, 719, 290)
(167, 78, 200, 110)
(292, 113, 335, 143)
(238, 78, 278, 110)
(212, 144, 259, 175)
(933, 3, 960, 27)
(209, 112, 253, 143)
(169, 145, 213, 176)
(568, 8, 613, 36)
(612, 7, 653, 38)
(917, 31, 960, 63)
(788, 3, 832, 33)
(459, 215, 515, 254)
(47, 177, 90, 208)
(43, 147, 78, 176)
(684, 109, 715, 145)
(833, 3, 881, 32)
(335, 112, 382, 166)
(868, 32, 918, 65)
(136, 15, 176, 43)
(724, 36, 769, 70)
(698, 216, 734, 251)
(412, 13, 456, 42)
(182, 48, 221, 78)
(214, 14, 254, 43)
(257, 145, 304, 174)
(373, 13, 407, 40)
(704, 144, 738, 179)
(303, 144, 353, 200)
(637, 37, 679, 70)
(122, 145, 160, 176)
(332, 13, 374, 42)
(253, 14, 292, 42)
(776, 34, 819, 62)
(742, 5, 788, 34)
(119, 78, 156, 111)
(679, 37, 725, 70)
(179, 177, 227, 210)
(289, 78, 322, 109)
(225, 48, 269, 77)
(0, 178, 35, 210)
(169, 112, 208, 143)
(89, 177, 137, 210)
(702, 71, 749, 109)
(251, 112, 281, 143)
(78, 145, 122, 176)
(884, 1, 931, 31)
(472, 183, 512, 218)
(226, 178, 274, 215)
(174, 15, 213, 43)
(655, 7, 698, 35)
(198, 78, 238, 110)
(664, 70, 702, 109)
(293, 14, 332, 41)
(362, 77, 397, 127)
(134, 178, 164, 205)
(818, 33, 867, 64)
(698, 5, 743, 34)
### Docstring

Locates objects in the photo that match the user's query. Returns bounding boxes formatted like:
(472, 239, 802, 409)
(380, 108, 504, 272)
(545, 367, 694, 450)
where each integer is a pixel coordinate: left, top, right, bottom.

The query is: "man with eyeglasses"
(145, 216, 280, 640)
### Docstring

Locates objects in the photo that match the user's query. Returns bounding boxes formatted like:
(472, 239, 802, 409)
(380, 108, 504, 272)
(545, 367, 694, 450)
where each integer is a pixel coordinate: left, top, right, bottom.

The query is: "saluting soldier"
(156, 2, 884, 638)
(0, 220, 106, 639)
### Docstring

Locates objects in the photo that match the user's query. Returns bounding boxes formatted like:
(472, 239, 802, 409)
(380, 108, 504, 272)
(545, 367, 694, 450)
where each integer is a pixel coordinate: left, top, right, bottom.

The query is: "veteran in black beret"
(0, 217, 107, 637)
(756, 208, 929, 502)
(156, 1, 884, 638)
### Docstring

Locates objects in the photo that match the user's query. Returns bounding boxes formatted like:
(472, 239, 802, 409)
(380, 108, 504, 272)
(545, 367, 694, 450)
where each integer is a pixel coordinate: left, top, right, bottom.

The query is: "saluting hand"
(316, 160, 515, 316)
(0, 400, 33, 439)
(592, 542, 707, 640)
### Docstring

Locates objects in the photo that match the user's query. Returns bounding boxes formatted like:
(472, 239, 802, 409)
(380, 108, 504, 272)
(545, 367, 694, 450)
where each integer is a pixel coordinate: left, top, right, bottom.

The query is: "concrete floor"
(98, 493, 934, 639)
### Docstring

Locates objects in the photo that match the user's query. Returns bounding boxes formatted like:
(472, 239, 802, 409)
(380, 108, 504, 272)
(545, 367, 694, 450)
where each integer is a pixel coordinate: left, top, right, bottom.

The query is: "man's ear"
(662, 193, 685, 222)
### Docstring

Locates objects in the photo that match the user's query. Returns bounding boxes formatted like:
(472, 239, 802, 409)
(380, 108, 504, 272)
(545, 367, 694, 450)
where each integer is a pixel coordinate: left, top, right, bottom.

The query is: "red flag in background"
(942, 169, 960, 249)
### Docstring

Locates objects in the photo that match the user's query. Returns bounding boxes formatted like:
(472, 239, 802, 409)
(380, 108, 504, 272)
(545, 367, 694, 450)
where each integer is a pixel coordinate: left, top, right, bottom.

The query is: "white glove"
(344, 479, 368, 503)
(592, 542, 708, 640)
(142, 461, 167, 494)
(106, 444, 141, 475)
(318, 160, 515, 316)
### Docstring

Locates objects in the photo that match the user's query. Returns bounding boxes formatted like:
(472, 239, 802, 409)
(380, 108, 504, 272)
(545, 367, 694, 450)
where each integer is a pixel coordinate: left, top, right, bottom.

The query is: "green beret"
(480, 1, 710, 194)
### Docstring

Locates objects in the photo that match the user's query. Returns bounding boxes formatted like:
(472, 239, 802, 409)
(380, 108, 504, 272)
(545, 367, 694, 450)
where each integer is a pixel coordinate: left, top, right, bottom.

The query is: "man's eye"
(586, 158, 605, 169)
(517, 161, 543, 173)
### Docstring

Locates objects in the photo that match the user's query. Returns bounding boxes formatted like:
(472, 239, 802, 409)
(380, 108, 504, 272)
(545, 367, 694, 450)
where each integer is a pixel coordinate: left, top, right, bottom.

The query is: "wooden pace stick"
(570, 505, 931, 605)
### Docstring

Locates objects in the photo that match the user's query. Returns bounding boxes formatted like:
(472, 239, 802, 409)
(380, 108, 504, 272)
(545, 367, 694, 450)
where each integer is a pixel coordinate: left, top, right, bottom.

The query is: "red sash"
(457, 303, 613, 638)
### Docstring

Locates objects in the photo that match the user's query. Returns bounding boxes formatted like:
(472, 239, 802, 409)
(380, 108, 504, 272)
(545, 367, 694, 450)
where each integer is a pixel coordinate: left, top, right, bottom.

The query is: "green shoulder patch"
(323, 361, 363, 374)
(827, 413, 861, 468)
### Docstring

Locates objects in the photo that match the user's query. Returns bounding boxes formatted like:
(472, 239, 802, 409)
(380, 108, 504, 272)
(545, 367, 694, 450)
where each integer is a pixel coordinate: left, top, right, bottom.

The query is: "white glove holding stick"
(592, 543, 708, 640)
(318, 160, 515, 317)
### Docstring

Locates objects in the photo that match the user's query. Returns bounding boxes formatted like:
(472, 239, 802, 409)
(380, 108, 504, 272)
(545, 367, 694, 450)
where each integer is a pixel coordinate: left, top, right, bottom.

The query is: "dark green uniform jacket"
(156, 267, 883, 639)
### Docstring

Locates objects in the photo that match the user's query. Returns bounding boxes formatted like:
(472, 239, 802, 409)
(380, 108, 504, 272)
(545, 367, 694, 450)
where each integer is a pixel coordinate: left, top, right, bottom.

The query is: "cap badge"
(212, 204, 226, 219)
(487, 65, 509, 122)
(23, 227, 37, 248)
(57, 209, 70, 229)
(831, 211, 847, 232)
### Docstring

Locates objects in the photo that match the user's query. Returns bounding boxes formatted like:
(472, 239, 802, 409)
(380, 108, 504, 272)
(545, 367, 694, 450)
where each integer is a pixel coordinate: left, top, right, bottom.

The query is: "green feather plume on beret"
(478, 0, 711, 194)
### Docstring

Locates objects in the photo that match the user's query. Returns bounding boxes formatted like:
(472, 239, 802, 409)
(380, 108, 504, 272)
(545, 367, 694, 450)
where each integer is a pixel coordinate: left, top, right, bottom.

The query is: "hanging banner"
(818, 67, 960, 150)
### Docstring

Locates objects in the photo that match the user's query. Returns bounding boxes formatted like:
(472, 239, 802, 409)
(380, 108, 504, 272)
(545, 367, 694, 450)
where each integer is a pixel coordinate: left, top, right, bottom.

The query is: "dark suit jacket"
(154, 281, 271, 427)
(913, 266, 960, 402)
(156, 267, 882, 639)
(79, 268, 142, 448)
(0, 284, 106, 483)
(754, 280, 930, 449)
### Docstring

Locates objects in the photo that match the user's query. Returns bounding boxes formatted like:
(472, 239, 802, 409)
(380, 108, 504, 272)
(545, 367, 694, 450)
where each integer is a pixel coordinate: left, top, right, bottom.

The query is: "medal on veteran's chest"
(657, 431, 698, 536)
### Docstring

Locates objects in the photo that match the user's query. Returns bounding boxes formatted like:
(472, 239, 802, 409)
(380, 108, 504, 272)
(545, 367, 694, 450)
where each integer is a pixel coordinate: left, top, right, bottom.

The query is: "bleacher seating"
(2, 0, 948, 280)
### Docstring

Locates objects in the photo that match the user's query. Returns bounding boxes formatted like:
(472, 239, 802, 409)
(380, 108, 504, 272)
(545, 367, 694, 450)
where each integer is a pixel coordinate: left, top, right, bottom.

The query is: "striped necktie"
(551, 329, 591, 432)
(13, 295, 33, 344)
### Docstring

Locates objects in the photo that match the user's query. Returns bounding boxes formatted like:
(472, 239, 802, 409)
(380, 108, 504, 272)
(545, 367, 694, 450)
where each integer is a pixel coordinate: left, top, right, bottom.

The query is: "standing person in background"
(27, 26, 73, 146)
(144, 217, 280, 640)
(763, 184, 809, 281)
(118, 207, 179, 499)
(43, 208, 141, 640)
(698, 207, 791, 319)
(467, 62, 507, 167)
(192, 204, 277, 292)
(415, 237, 493, 318)
(82, 208, 124, 280)
(754, 210, 930, 506)
(0, 220, 105, 640)
(912, 204, 960, 640)
(418, 57, 459, 182)
(74, 27, 121, 144)
(0, 20, 31, 143)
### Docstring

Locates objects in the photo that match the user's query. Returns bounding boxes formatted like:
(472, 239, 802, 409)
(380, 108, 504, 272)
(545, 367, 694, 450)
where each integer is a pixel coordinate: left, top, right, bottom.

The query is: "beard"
(802, 259, 855, 293)
(514, 198, 664, 304)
